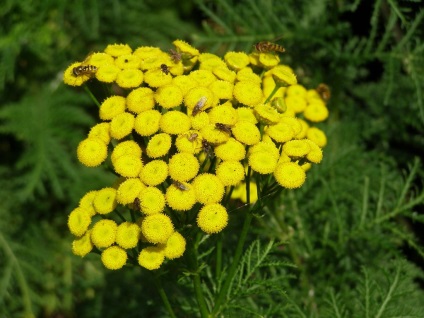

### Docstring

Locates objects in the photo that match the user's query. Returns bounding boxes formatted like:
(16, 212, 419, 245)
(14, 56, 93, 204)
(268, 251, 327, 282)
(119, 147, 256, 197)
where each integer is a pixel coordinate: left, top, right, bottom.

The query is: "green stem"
(216, 233, 223, 280)
(189, 233, 210, 318)
(264, 83, 282, 104)
(153, 272, 177, 318)
(83, 84, 101, 107)
(212, 167, 253, 316)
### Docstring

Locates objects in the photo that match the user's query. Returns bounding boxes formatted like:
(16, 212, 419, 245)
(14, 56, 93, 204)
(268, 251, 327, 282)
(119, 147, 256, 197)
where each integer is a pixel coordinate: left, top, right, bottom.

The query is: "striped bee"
(254, 41, 285, 53)
(72, 53, 97, 77)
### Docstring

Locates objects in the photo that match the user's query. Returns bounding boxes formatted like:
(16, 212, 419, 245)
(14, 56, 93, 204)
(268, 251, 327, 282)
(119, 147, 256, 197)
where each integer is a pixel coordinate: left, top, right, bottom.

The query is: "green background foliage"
(0, 0, 423, 317)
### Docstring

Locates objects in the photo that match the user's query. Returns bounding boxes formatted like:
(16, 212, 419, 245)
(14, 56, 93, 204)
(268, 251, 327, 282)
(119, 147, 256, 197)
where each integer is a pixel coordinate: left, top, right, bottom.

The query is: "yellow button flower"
(274, 162, 306, 189)
(165, 182, 196, 211)
(283, 139, 311, 158)
(88, 52, 114, 68)
(144, 68, 172, 87)
(193, 173, 225, 205)
(68, 207, 91, 237)
(116, 178, 145, 205)
(305, 139, 323, 163)
(197, 203, 228, 234)
(258, 52, 280, 68)
(139, 160, 168, 186)
(146, 133, 172, 158)
(93, 187, 117, 214)
(95, 63, 120, 83)
(209, 80, 234, 101)
(173, 39, 200, 57)
(254, 104, 281, 124)
(162, 232, 186, 259)
(155, 84, 184, 109)
(77, 137, 108, 167)
(190, 112, 210, 130)
(268, 65, 297, 86)
(215, 161, 245, 186)
(295, 119, 309, 139)
(285, 95, 307, 113)
(111, 140, 142, 164)
(99, 96, 126, 121)
(231, 121, 261, 145)
(79, 191, 98, 217)
(110, 112, 135, 140)
(115, 54, 141, 69)
(306, 127, 327, 147)
(172, 75, 199, 95)
(101, 246, 127, 270)
(184, 86, 215, 111)
(265, 122, 295, 143)
(199, 55, 227, 71)
(208, 103, 238, 125)
(116, 222, 140, 249)
(126, 87, 155, 114)
(134, 110, 161, 136)
(141, 214, 174, 244)
(248, 151, 278, 174)
(224, 52, 250, 70)
(160, 111, 191, 135)
(91, 219, 118, 248)
(236, 107, 258, 124)
(201, 123, 230, 144)
(138, 246, 165, 270)
(233, 81, 263, 107)
(104, 43, 132, 57)
(116, 69, 143, 88)
(175, 130, 202, 154)
(286, 84, 307, 97)
(63, 62, 90, 86)
(214, 137, 246, 161)
(113, 154, 143, 178)
(138, 187, 166, 215)
(72, 230, 93, 257)
(249, 141, 280, 160)
(168, 153, 199, 182)
(88, 122, 110, 145)
(213, 66, 237, 83)
(236, 68, 261, 84)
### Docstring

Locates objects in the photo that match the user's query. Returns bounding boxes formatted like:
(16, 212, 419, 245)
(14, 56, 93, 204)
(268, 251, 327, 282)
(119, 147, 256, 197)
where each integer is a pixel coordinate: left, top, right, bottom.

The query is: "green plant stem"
(216, 233, 223, 280)
(189, 233, 210, 318)
(83, 84, 101, 107)
(153, 272, 177, 318)
(264, 83, 282, 104)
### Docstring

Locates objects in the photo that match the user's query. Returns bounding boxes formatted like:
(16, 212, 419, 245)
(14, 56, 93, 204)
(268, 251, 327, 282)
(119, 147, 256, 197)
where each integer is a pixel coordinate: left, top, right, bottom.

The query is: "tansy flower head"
(209, 80, 234, 101)
(144, 68, 172, 87)
(160, 111, 191, 135)
(95, 63, 120, 83)
(258, 52, 280, 68)
(193, 173, 225, 205)
(168, 152, 200, 182)
(165, 182, 196, 211)
(116, 69, 144, 88)
(141, 214, 174, 244)
(199, 55, 227, 71)
(173, 39, 200, 57)
(305, 139, 323, 163)
(88, 122, 110, 145)
(115, 54, 141, 69)
(214, 137, 246, 161)
(138, 246, 165, 270)
(138, 187, 166, 215)
(236, 107, 258, 124)
(285, 95, 307, 114)
(72, 231, 93, 257)
(111, 140, 142, 164)
(306, 127, 327, 147)
(172, 75, 199, 95)
(189, 70, 216, 87)
(303, 100, 329, 122)
(295, 119, 309, 139)
(231, 121, 261, 145)
(283, 139, 311, 158)
(248, 151, 278, 174)
(110, 112, 135, 140)
(265, 122, 295, 143)
(134, 110, 162, 136)
(184, 86, 215, 111)
(116, 178, 145, 205)
(254, 104, 281, 124)
(116, 222, 140, 249)
(146, 133, 172, 158)
(101, 246, 127, 270)
(88, 52, 115, 67)
(68, 207, 91, 237)
(162, 232, 186, 259)
(286, 84, 307, 97)
(274, 162, 306, 189)
(208, 103, 238, 125)
(224, 52, 250, 70)
(236, 68, 261, 84)
(201, 124, 230, 144)
(213, 66, 237, 83)
(113, 154, 143, 178)
(175, 130, 202, 154)
(134, 46, 164, 60)
(104, 43, 132, 56)
(155, 84, 184, 109)
(93, 187, 117, 214)
(140, 160, 168, 186)
(79, 191, 98, 217)
(249, 141, 280, 160)
(91, 219, 118, 248)
(99, 96, 126, 121)
(233, 81, 263, 107)
(77, 137, 108, 167)
(215, 161, 245, 186)
(268, 65, 297, 86)
(197, 203, 229, 234)
(262, 75, 285, 100)
(63, 62, 90, 86)
(126, 87, 155, 114)
(280, 117, 302, 135)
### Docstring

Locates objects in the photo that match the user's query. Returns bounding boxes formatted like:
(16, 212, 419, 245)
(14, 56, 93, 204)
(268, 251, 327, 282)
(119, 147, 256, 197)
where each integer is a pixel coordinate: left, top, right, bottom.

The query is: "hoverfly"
(160, 63, 170, 75)
(316, 83, 331, 102)
(254, 41, 286, 53)
(72, 53, 97, 77)
(192, 96, 208, 116)
(186, 132, 199, 142)
(215, 123, 232, 135)
(173, 180, 189, 191)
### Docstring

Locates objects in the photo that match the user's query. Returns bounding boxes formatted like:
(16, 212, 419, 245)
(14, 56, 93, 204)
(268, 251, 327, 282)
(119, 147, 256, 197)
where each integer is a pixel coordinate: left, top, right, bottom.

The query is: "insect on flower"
(173, 180, 189, 191)
(160, 64, 170, 75)
(192, 96, 208, 116)
(133, 198, 142, 211)
(201, 139, 214, 158)
(169, 49, 182, 63)
(254, 40, 285, 54)
(73, 53, 98, 77)
(186, 132, 199, 142)
(215, 123, 233, 135)
(316, 83, 331, 102)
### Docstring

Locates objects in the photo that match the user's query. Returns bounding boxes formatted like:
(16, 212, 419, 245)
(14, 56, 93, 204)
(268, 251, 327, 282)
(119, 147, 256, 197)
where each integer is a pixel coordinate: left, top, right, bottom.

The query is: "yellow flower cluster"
(65, 39, 330, 271)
